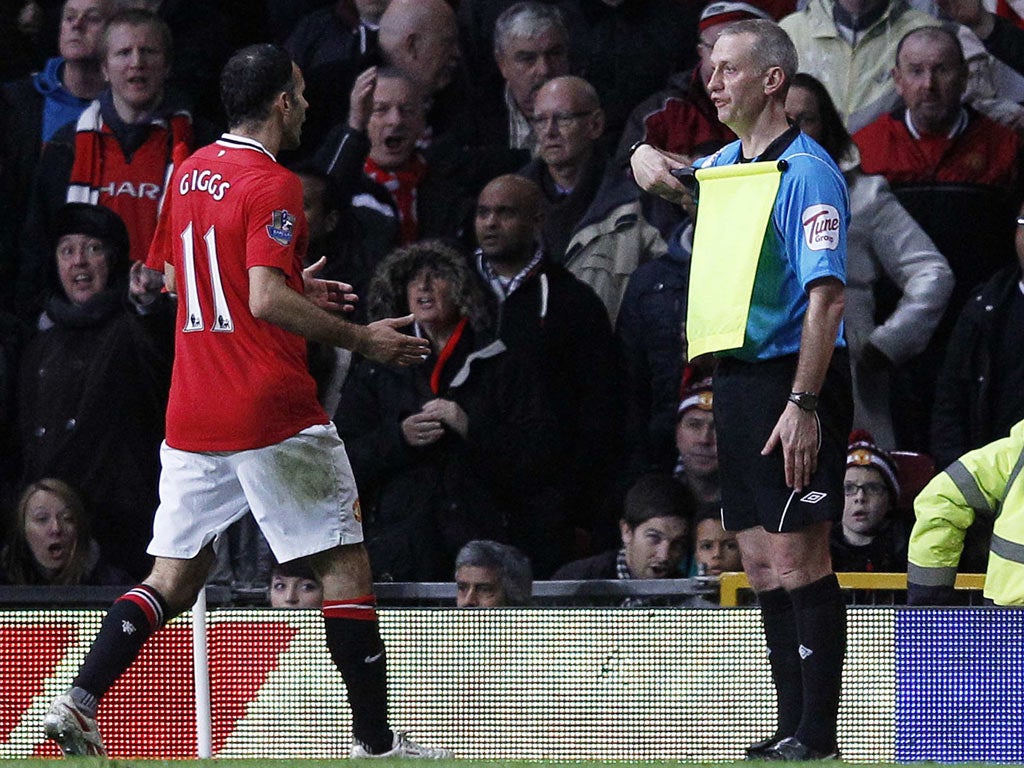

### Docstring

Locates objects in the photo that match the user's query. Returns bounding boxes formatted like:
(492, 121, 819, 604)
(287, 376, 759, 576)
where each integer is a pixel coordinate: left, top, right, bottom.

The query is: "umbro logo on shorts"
(799, 491, 828, 504)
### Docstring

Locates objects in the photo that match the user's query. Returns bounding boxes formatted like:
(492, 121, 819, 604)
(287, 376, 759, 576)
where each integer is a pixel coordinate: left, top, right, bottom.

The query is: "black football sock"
(790, 574, 846, 754)
(323, 596, 392, 754)
(73, 585, 169, 706)
(757, 587, 803, 741)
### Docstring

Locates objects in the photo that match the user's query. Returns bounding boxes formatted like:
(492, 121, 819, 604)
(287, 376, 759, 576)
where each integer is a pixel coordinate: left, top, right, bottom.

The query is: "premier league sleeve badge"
(266, 209, 296, 246)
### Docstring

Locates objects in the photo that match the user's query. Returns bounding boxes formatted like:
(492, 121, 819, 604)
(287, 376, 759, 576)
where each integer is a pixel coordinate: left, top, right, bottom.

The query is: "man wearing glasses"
(518, 74, 667, 322)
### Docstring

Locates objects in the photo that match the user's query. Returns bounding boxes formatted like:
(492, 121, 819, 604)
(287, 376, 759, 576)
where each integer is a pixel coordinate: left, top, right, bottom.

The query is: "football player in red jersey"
(43, 43, 452, 760)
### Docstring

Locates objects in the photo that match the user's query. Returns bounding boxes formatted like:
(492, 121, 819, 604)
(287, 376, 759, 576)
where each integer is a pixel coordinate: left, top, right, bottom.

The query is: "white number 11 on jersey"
(180, 222, 235, 333)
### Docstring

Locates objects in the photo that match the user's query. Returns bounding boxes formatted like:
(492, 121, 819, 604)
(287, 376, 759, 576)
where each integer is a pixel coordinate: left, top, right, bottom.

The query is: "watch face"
(790, 392, 818, 410)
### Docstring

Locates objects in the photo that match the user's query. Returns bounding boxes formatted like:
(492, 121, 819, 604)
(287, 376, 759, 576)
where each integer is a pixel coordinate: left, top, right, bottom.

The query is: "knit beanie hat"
(846, 429, 900, 499)
(699, 1, 773, 31)
(52, 203, 131, 272)
(677, 364, 713, 417)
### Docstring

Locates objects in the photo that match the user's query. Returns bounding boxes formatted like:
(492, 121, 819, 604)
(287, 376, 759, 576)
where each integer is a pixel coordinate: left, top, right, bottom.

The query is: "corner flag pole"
(192, 587, 212, 758)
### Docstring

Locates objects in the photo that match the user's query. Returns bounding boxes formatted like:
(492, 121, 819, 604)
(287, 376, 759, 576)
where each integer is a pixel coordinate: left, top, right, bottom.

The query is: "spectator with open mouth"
(0, 477, 131, 586)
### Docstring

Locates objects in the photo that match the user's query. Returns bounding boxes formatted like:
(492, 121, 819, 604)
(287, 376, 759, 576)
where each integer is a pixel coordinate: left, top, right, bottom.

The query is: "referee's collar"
(737, 124, 800, 163)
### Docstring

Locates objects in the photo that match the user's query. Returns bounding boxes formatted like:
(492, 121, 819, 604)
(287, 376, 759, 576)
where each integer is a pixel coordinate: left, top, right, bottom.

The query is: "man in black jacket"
(931, 202, 1024, 470)
(473, 174, 625, 571)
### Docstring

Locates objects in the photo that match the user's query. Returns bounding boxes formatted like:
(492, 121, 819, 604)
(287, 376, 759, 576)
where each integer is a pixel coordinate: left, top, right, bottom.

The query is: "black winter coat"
(335, 327, 559, 581)
(17, 290, 173, 579)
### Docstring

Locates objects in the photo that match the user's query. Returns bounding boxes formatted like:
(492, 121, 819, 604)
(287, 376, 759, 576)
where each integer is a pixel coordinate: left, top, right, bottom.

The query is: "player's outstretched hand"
(304, 257, 358, 313)
(362, 314, 430, 366)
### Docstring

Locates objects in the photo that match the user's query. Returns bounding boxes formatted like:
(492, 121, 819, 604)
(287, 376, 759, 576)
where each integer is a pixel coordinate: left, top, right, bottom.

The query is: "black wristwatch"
(627, 139, 648, 159)
(788, 391, 819, 412)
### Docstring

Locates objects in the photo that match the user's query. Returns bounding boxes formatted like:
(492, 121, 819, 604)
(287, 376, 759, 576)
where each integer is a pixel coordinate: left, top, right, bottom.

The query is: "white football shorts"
(148, 422, 364, 563)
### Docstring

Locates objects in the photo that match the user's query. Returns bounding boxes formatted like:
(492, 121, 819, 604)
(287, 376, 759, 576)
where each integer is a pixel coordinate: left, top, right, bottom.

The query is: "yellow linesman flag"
(686, 161, 783, 359)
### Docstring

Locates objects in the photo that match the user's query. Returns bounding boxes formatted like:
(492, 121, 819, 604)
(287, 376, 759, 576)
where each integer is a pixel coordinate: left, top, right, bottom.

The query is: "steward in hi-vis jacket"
(908, 419, 1024, 606)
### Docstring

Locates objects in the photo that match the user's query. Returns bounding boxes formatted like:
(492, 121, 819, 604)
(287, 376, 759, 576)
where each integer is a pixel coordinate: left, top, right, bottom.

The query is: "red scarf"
(430, 317, 469, 394)
(996, 0, 1024, 28)
(67, 100, 192, 262)
(363, 154, 428, 244)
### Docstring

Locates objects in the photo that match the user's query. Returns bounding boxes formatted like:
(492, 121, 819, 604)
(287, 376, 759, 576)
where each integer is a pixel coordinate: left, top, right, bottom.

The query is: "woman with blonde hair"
(1, 478, 131, 586)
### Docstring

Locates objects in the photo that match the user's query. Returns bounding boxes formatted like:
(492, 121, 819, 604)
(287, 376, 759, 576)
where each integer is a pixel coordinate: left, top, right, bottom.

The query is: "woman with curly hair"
(335, 240, 558, 581)
(1, 478, 131, 586)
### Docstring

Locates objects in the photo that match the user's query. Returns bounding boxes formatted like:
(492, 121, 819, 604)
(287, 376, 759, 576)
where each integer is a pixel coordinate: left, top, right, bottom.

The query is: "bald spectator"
(473, 174, 624, 570)
(378, 0, 459, 97)
(1, 0, 113, 312)
(519, 75, 666, 321)
(374, 0, 526, 189)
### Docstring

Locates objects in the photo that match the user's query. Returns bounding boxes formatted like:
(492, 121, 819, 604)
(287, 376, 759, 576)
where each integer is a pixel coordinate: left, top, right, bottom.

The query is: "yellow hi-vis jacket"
(908, 419, 1024, 606)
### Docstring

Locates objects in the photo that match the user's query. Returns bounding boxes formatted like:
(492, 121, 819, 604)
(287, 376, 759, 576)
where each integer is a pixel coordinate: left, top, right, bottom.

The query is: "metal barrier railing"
(718, 571, 987, 606)
(0, 573, 988, 609)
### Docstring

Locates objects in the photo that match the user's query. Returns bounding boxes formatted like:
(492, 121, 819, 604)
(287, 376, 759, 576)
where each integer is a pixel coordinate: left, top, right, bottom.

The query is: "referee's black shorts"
(715, 349, 852, 534)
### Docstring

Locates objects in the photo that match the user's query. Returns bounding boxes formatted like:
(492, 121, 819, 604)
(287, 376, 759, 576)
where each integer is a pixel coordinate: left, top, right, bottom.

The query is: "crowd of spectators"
(3, 0, 1022, 602)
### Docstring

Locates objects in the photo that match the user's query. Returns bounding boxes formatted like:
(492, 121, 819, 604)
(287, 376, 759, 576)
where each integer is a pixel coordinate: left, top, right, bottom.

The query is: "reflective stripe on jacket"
(909, 419, 1024, 605)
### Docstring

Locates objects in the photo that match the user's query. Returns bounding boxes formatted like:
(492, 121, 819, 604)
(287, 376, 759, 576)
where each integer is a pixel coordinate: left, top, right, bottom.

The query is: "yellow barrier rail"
(718, 572, 986, 607)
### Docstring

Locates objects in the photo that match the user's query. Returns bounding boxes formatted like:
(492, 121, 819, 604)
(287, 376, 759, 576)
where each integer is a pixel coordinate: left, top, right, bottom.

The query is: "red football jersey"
(148, 134, 326, 451)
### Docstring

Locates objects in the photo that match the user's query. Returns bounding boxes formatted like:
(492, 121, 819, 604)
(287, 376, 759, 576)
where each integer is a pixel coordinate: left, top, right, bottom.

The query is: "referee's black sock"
(757, 587, 803, 741)
(73, 584, 169, 710)
(323, 596, 393, 754)
(790, 574, 846, 754)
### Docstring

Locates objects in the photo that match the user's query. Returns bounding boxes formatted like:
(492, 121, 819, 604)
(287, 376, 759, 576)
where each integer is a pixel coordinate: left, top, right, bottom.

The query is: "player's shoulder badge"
(266, 209, 296, 246)
(801, 203, 840, 251)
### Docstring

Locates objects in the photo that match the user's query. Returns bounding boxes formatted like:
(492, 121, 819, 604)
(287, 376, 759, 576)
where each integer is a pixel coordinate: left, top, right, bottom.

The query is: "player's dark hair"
(220, 44, 296, 128)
